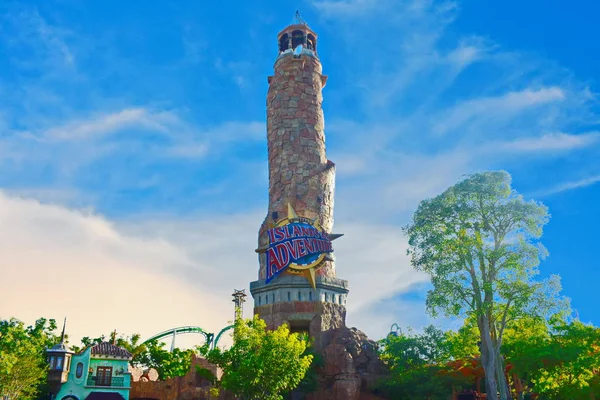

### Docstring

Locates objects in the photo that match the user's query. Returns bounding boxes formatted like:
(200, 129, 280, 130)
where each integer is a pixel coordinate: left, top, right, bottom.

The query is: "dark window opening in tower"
(291, 30, 305, 49)
(289, 321, 310, 336)
(307, 33, 316, 51)
(279, 33, 289, 53)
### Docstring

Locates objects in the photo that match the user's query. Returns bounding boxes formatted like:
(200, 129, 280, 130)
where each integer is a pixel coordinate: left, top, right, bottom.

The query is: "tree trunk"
(479, 316, 498, 398)
(495, 348, 512, 400)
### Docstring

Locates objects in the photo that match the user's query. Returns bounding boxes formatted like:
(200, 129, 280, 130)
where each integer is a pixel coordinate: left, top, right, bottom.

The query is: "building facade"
(48, 339, 133, 400)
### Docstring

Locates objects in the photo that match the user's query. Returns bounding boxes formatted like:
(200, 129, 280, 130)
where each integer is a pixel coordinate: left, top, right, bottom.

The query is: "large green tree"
(403, 171, 568, 400)
(0, 318, 60, 400)
(199, 315, 313, 400)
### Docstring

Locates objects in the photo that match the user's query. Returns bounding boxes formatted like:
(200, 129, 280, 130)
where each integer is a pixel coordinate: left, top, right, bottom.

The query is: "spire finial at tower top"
(295, 10, 307, 25)
(60, 317, 67, 344)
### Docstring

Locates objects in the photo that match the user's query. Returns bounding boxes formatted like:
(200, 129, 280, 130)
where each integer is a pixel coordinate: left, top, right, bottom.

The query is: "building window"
(287, 292, 291, 301)
(332, 294, 336, 304)
(307, 33, 316, 51)
(291, 30, 305, 49)
(339, 295, 343, 305)
(49, 356, 56, 369)
(56, 356, 63, 370)
(309, 291, 313, 301)
(279, 34, 290, 52)
(298, 292, 302, 301)
(272, 293, 275, 303)
(325, 293, 329, 302)
(265, 295, 268, 304)
(258, 296, 261, 306)
(96, 366, 113, 387)
(75, 362, 84, 378)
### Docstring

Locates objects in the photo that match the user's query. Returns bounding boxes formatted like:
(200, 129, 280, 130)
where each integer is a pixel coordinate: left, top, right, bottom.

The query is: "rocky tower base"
(307, 327, 389, 400)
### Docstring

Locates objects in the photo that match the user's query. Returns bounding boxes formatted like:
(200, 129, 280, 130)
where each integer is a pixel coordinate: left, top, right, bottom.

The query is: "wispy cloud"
(44, 108, 175, 141)
(1, 7, 76, 72)
(539, 175, 600, 196)
(491, 131, 600, 153)
(433, 87, 566, 136)
(33, 10, 75, 66)
(166, 143, 210, 159)
(214, 58, 256, 89)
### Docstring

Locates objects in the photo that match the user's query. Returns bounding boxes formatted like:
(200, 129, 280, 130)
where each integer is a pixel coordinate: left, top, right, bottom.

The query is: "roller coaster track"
(143, 325, 235, 351)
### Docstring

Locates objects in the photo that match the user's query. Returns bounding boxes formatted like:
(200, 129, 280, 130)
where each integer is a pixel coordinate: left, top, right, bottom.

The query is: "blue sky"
(0, 0, 599, 342)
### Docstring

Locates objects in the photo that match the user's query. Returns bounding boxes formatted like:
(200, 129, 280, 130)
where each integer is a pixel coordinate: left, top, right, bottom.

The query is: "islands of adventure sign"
(257, 204, 342, 288)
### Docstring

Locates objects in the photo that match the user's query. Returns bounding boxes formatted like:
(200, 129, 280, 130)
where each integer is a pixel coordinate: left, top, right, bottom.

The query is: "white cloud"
(2, 7, 76, 73)
(166, 142, 210, 159)
(539, 174, 600, 196)
(433, 87, 566, 136)
(446, 39, 488, 68)
(44, 108, 175, 141)
(33, 11, 75, 66)
(491, 132, 600, 153)
(3, 187, 94, 208)
(334, 223, 429, 313)
(0, 192, 235, 346)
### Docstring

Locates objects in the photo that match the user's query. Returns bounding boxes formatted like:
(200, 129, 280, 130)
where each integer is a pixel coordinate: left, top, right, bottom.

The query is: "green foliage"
(295, 345, 324, 394)
(0, 318, 60, 400)
(445, 316, 480, 361)
(199, 315, 313, 400)
(504, 320, 600, 399)
(115, 333, 149, 367)
(403, 171, 569, 399)
(134, 339, 195, 380)
(69, 335, 105, 353)
(70, 330, 192, 380)
(376, 325, 471, 399)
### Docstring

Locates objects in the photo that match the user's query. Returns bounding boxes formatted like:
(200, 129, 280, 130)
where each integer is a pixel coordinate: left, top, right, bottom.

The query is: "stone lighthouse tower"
(250, 15, 349, 348)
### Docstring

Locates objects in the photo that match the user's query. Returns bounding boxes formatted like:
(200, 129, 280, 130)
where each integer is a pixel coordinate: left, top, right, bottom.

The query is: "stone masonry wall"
(255, 301, 346, 351)
(258, 52, 336, 280)
(129, 355, 235, 400)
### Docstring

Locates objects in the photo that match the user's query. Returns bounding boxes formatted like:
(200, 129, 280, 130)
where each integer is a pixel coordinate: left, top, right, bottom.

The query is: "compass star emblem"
(256, 203, 343, 288)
